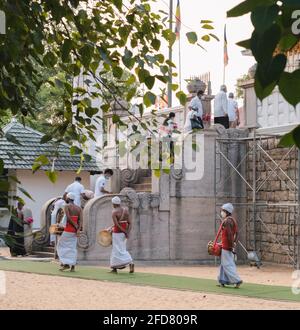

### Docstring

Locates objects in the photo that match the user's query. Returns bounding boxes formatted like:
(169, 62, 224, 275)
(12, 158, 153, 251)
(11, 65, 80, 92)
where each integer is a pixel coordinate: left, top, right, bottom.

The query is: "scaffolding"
(214, 129, 300, 268)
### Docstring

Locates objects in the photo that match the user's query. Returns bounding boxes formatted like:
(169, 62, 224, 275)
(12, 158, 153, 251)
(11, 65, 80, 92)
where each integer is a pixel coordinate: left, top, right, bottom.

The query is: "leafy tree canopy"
(228, 0, 300, 147)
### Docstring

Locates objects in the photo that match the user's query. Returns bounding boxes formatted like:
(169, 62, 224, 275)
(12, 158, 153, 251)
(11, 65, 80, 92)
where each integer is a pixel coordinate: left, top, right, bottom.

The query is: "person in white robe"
(110, 196, 134, 273)
(57, 193, 82, 272)
(50, 197, 66, 245)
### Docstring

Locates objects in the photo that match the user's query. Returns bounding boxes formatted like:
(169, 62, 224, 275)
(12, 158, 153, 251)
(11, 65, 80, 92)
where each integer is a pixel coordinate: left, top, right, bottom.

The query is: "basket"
(97, 230, 112, 247)
(207, 241, 222, 256)
(49, 224, 64, 236)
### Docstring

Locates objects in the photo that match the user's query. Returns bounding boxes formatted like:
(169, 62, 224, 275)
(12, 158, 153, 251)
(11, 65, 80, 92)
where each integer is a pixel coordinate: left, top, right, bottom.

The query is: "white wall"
(257, 87, 300, 129)
(16, 170, 90, 229)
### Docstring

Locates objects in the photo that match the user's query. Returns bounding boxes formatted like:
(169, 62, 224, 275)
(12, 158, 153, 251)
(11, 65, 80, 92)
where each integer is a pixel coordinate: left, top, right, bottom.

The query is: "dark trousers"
(214, 116, 229, 129)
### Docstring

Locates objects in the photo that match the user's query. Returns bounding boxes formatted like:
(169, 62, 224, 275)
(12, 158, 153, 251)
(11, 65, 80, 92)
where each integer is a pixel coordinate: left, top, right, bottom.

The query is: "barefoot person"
(218, 203, 242, 288)
(110, 196, 134, 274)
(7, 201, 27, 257)
(57, 193, 82, 272)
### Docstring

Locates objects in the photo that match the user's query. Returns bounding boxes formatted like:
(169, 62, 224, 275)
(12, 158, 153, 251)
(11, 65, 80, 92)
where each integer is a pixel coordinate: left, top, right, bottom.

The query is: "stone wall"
(246, 137, 299, 265)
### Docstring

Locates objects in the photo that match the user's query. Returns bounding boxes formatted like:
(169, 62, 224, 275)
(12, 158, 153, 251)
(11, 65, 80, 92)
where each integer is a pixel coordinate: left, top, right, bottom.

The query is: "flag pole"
(168, 0, 173, 108)
(223, 24, 228, 85)
(179, 33, 182, 90)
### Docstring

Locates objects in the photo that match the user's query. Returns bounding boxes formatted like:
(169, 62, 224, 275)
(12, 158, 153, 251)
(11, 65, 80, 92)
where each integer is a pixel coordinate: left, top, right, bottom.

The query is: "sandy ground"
(0, 248, 300, 310)
(0, 271, 300, 310)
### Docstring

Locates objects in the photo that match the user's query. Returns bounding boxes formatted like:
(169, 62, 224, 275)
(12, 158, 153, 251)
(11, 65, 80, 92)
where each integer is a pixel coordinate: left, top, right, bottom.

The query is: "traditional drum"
(207, 223, 223, 257)
(49, 224, 64, 236)
(207, 240, 222, 256)
(97, 229, 112, 247)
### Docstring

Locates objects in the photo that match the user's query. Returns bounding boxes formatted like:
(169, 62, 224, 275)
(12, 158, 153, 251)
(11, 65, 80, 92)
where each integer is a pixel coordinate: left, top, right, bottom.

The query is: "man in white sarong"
(218, 203, 242, 288)
(50, 197, 66, 246)
(110, 196, 134, 274)
(57, 193, 82, 272)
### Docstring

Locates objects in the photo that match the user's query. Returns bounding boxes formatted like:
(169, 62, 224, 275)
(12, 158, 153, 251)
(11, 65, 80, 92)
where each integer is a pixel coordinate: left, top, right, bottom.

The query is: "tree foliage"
(228, 0, 300, 147)
(0, 0, 214, 150)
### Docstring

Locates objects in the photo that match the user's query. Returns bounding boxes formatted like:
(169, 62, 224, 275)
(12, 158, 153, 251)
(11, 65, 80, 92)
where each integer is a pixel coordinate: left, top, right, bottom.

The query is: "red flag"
(224, 25, 229, 66)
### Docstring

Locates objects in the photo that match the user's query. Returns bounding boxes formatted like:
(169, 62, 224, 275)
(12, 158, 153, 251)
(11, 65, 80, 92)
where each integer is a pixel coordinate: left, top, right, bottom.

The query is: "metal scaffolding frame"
(214, 130, 300, 268)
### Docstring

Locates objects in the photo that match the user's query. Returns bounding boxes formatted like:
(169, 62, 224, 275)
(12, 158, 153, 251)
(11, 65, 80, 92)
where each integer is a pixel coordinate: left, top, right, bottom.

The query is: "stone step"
(132, 183, 152, 192)
(40, 246, 55, 253)
(29, 251, 54, 258)
(138, 176, 152, 184)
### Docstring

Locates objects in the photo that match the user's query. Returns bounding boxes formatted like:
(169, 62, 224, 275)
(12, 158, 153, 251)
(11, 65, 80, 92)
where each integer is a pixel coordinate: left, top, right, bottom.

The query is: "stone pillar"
(103, 98, 129, 193)
(239, 78, 257, 128)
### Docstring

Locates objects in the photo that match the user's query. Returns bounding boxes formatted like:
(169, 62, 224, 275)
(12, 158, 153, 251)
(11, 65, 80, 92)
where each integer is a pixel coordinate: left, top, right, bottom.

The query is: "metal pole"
(252, 128, 257, 252)
(297, 148, 300, 269)
(168, 0, 173, 108)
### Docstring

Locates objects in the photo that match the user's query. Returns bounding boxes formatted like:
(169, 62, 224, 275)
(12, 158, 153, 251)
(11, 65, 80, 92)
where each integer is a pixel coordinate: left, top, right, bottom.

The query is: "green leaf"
(0, 181, 9, 192)
(237, 39, 251, 49)
(166, 60, 176, 68)
(145, 76, 155, 89)
(176, 91, 187, 105)
(70, 146, 82, 155)
(154, 169, 161, 178)
(35, 155, 49, 165)
(85, 107, 98, 118)
(251, 5, 280, 33)
(112, 114, 120, 124)
(278, 34, 299, 52)
(200, 20, 213, 24)
(5, 133, 22, 146)
(201, 24, 214, 30)
(40, 134, 52, 144)
(202, 35, 210, 42)
(19, 187, 35, 201)
(43, 52, 57, 67)
(251, 24, 281, 65)
(171, 84, 179, 91)
(113, 66, 123, 79)
(113, 0, 122, 10)
(138, 69, 150, 83)
(46, 170, 58, 184)
(279, 131, 295, 147)
(291, 126, 300, 149)
(227, 0, 276, 17)
(254, 76, 276, 101)
(279, 70, 300, 107)
(279, 126, 300, 149)
(0, 159, 4, 175)
(143, 91, 156, 107)
(256, 54, 287, 90)
(62, 39, 73, 62)
(186, 32, 198, 44)
(55, 79, 64, 89)
(127, 87, 137, 101)
(209, 33, 220, 41)
(122, 49, 134, 69)
(152, 39, 161, 51)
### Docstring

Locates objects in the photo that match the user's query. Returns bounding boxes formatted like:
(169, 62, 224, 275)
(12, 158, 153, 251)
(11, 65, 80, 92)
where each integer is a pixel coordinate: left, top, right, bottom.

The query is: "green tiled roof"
(0, 120, 100, 171)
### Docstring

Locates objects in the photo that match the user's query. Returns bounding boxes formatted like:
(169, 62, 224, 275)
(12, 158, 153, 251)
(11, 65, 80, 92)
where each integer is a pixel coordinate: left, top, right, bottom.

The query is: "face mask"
(221, 211, 227, 219)
(105, 175, 110, 180)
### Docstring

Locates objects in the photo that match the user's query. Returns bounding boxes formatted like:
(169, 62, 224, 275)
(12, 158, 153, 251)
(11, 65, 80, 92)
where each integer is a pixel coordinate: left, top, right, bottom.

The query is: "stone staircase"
(132, 174, 152, 192)
(30, 245, 55, 259)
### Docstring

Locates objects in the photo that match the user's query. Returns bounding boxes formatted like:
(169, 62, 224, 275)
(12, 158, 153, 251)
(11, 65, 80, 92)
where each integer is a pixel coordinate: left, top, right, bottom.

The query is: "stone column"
(103, 98, 129, 193)
(239, 78, 257, 128)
